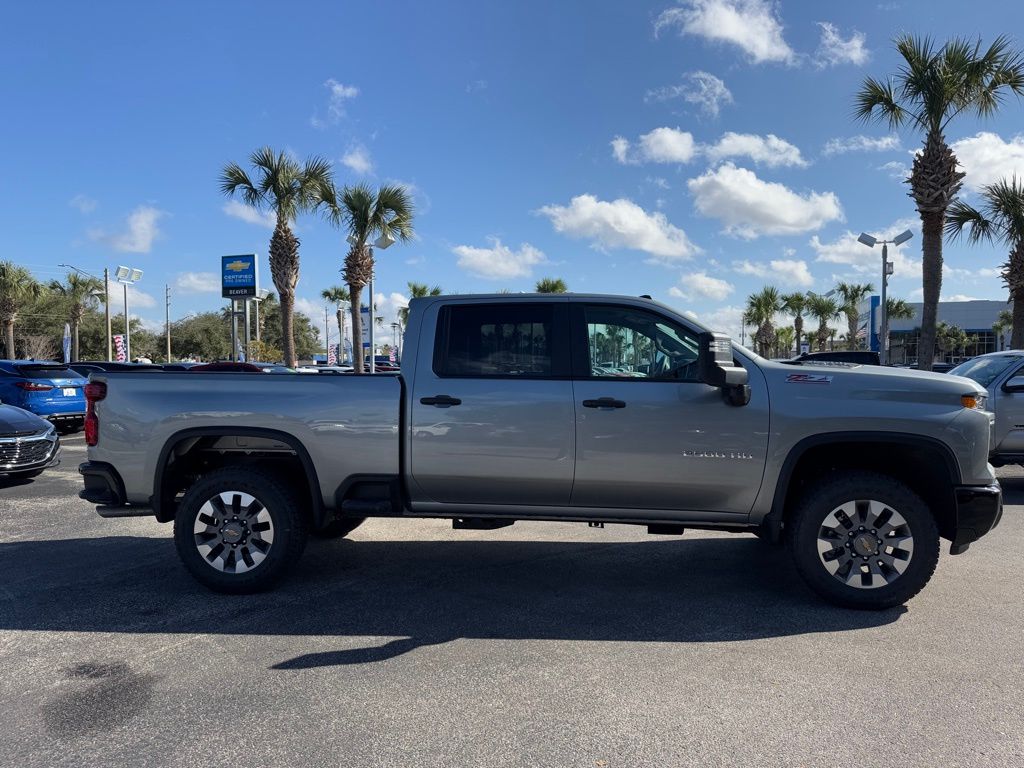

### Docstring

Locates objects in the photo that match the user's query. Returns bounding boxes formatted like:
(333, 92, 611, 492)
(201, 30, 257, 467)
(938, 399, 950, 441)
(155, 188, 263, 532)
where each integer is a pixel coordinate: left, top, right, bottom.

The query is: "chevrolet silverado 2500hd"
(79, 293, 1002, 609)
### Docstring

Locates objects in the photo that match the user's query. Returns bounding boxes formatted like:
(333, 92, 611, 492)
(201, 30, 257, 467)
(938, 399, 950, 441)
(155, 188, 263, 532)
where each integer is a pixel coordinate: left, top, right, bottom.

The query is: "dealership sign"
(221, 254, 258, 298)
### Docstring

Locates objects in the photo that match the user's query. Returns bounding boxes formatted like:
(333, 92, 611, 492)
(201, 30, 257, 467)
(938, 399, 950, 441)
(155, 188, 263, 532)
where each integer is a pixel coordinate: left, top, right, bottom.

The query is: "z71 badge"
(785, 373, 833, 384)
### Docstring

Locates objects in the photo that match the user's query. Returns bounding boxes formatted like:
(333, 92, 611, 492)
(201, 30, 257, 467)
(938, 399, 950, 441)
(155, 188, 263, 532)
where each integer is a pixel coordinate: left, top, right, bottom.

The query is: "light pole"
(391, 321, 401, 361)
(59, 263, 109, 360)
(115, 266, 143, 360)
(858, 230, 913, 365)
(348, 230, 396, 373)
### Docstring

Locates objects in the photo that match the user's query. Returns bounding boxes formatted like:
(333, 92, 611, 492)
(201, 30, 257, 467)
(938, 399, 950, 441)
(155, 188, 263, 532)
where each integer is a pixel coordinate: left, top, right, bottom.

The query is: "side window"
(435, 303, 558, 378)
(583, 305, 701, 381)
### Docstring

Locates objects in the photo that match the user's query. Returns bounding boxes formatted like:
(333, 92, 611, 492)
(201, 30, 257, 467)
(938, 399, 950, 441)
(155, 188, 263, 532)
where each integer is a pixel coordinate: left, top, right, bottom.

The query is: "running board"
(452, 517, 515, 530)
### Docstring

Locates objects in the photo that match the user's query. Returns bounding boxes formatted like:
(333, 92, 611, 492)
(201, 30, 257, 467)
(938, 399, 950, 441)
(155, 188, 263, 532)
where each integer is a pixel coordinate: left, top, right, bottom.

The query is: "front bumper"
(950, 483, 1003, 554)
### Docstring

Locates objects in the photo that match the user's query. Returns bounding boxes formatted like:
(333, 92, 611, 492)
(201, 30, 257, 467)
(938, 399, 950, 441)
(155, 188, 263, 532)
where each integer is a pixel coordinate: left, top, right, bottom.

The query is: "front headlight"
(961, 393, 988, 410)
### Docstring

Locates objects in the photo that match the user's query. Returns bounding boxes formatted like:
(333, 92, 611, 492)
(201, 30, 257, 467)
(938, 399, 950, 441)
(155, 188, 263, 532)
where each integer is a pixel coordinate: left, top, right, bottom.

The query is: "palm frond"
(946, 200, 994, 244)
(219, 163, 263, 208)
(854, 76, 910, 128)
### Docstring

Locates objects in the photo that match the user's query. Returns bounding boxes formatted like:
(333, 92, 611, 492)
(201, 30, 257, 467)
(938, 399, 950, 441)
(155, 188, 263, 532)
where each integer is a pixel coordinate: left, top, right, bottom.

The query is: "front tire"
(788, 471, 939, 610)
(173, 467, 308, 594)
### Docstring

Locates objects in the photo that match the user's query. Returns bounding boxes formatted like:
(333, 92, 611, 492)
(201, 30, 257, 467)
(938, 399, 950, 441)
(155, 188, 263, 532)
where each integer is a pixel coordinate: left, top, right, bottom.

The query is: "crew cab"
(79, 294, 1002, 609)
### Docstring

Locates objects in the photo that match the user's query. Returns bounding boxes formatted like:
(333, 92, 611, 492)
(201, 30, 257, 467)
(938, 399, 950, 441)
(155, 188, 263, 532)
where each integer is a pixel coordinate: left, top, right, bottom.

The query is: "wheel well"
(775, 440, 958, 541)
(155, 431, 320, 525)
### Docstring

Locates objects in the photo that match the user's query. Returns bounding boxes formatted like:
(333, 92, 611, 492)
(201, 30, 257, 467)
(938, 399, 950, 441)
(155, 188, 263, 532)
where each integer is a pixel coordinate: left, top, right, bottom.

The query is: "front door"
(409, 299, 575, 506)
(570, 301, 769, 515)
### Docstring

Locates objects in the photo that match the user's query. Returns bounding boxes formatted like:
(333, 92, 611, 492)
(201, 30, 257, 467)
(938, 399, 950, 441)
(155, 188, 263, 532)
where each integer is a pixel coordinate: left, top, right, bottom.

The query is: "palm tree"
(947, 178, 1024, 347)
(883, 296, 915, 356)
(324, 183, 414, 372)
(400, 282, 442, 325)
(220, 147, 335, 366)
(745, 286, 782, 357)
(49, 271, 104, 360)
(936, 321, 969, 361)
(992, 308, 1013, 350)
(321, 285, 350, 362)
(806, 293, 840, 352)
(782, 292, 808, 354)
(0, 262, 43, 358)
(856, 35, 1024, 370)
(536, 277, 568, 293)
(774, 326, 796, 358)
(834, 282, 875, 350)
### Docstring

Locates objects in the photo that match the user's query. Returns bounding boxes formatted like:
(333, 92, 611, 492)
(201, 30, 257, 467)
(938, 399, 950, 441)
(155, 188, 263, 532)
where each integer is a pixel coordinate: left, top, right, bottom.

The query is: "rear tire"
(310, 517, 366, 539)
(787, 471, 939, 610)
(173, 467, 308, 594)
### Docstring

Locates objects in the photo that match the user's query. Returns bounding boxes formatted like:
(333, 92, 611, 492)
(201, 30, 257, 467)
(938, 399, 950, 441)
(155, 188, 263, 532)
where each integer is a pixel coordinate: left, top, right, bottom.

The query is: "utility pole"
(324, 306, 330, 361)
(165, 284, 171, 362)
(104, 268, 112, 360)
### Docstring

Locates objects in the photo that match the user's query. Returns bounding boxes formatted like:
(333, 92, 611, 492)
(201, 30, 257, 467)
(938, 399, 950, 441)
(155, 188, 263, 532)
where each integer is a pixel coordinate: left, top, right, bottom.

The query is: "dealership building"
(857, 297, 1011, 365)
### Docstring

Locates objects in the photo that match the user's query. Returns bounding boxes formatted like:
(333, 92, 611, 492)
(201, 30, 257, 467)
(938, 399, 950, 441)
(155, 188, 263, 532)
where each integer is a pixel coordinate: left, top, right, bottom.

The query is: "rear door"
(569, 301, 769, 515)
(408, 299, 576, 506)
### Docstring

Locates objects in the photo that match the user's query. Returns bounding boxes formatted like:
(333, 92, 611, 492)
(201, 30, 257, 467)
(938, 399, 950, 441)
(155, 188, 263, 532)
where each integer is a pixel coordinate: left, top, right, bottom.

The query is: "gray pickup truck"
(950, 350, 1024, 467)
(80, 293, 1002, 609)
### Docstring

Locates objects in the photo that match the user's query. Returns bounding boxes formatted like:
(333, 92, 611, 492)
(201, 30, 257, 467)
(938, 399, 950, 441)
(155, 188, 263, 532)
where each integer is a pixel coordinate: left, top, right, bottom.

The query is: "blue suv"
(0, 361, 87, 433)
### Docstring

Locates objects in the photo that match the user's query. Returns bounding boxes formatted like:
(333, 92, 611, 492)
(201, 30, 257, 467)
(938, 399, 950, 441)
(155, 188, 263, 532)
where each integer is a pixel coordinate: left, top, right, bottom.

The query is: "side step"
(452, 517, 515, 530)
(647, 523, 685, 535)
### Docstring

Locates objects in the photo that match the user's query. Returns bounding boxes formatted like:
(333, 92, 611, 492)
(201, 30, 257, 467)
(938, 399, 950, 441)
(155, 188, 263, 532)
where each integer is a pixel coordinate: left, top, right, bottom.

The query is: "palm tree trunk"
(336, 307, 344, 361)
(72, 321, 80, 361)
(279, 291, 297, 367)
(349, 288, 363, 372)
(918, 211, 944, 370)
(1012, 287, 1024, 350)
(794, 316, 802, 354)
(4, 319, 14, 358)
(847, 312, 858, 351)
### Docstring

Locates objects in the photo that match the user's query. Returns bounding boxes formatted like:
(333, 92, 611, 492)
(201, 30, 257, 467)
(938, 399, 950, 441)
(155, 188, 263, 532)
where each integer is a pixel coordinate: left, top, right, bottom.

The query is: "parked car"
(81, 293, 1000, 610)
(70, 361, 165, 377)
(949, 351, 1024, 467)
(0, 404, 60, 479)
(0, 361, 87, 432)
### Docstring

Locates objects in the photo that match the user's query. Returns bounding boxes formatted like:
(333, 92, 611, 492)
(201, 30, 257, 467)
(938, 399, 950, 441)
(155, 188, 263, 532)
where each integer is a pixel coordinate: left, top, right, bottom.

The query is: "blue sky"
(4, 0, 1024, 343)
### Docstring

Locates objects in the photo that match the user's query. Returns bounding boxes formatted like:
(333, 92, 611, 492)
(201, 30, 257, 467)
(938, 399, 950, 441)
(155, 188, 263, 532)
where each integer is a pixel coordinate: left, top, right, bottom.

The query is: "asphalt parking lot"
(1, 434, 1022, 768)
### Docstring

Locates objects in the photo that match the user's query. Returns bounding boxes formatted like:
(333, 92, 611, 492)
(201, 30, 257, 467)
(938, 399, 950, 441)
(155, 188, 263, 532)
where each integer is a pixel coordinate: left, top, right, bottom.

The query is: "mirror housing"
(698, 331, 750, 406)
(1003, 375, 1024, 393)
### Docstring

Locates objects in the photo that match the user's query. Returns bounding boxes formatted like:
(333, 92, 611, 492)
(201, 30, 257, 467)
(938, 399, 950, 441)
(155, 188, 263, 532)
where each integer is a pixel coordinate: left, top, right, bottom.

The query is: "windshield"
(949, 355, 1023, 387)
(14, 365, 76, 379)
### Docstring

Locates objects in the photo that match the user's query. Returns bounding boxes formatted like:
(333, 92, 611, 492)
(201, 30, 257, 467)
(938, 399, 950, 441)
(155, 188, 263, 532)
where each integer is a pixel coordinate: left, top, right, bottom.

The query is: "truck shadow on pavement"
(0, 534, 903, 668)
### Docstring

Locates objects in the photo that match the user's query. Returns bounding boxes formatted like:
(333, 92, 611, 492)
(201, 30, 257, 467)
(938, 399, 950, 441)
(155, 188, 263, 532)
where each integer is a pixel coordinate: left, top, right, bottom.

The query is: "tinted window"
(583, 305, 700, 381)
(437, 304, 556, 377)
(15, 365, 75, 379)
(949, 355, 1024, 387)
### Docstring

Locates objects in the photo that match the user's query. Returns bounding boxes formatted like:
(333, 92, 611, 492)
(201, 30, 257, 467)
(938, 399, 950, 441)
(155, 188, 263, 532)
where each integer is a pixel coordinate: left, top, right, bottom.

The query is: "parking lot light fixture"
(115, 265, 143, 360)
(858, 230, 914, 365)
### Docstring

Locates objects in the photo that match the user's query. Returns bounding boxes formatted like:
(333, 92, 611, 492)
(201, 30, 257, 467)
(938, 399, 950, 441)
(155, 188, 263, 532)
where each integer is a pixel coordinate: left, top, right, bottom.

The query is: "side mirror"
(1003, 376, 1024, 393)
(698, 331, 750, 406)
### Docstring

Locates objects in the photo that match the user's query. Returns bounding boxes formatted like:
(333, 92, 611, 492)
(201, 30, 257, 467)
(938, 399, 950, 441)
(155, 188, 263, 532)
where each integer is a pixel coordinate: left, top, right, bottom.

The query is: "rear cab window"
(14, 365, 76, 379)
(433, 303, 569, 378)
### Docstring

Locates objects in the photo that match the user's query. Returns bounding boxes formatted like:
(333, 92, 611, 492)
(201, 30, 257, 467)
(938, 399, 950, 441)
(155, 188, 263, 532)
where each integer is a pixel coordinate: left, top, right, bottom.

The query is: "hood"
(0, 404, 51, 435)
(760, 360, 985, 405)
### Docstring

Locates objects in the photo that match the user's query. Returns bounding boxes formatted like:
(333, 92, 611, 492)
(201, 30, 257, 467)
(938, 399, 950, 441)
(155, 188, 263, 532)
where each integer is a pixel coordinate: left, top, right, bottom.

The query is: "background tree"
(782, 292, 808, 354)
(745, 286, 782, 357)
(806, 293, 840, 351)
(0, 262, 43, 358)
(856, 35, 1024, 370)
(535, 277, 568, 293)
(992, 309, 1013, 350)
(774, 326, 796, 358)
(835, 281, 875, 350)
(220, 147, 334, 366)
(399, 282, 442, 326)
(326, 183, 414, 372)
(48, 271, 104, 360)
(321, 285, 350, 360)
(947, 178, 1024, 347)
(936, 321, 969, 361)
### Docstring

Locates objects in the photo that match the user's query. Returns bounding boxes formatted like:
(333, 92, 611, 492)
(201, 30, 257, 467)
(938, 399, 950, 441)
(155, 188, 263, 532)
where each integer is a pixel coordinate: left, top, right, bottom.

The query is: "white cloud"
(946, 294, 977, 302)
(175, 272, 220, 293)
(293, 298, 326, 335)
(654, 0, 795, 65)
(612, 127, 698, 165)
(950, 132, 1024, 191)
(687, 163, 843, 238)
(372, 291, 410, 330)
(88, 205, 164, 253)
(733, 258, 814, 287)
(69, 194, 97, 214)
(465, 79, 488, 94)
(453, 238, 547, 280)
(341, 144, 374, 175)
(222, 200, 275, 228)
(824, 134, 901, 155)
(690, 304, 748, 340)
(705, 132, 807, 168)
(810, 219, 921, 278)
(325, 79, 358, 119)
(538, 194, 700, 263)
(879, 160, 909, 180)
(109, 284, 157, 313)
(670, 271, 734, 300)
(645, 71, 733, 118)
(647, 176, 671, 190)
(814, 22, 869, 67)
(977, 267, 1002, 278)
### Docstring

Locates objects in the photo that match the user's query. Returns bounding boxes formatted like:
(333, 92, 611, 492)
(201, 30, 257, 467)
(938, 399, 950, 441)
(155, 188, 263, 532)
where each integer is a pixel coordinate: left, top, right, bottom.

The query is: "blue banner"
(221, 254, 258, 298)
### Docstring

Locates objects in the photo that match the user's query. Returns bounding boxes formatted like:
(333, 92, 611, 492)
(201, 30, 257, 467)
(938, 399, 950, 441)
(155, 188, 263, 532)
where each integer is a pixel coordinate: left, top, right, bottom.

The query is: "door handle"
(420, 394, 462, 407)
(582, 397, 626, 409)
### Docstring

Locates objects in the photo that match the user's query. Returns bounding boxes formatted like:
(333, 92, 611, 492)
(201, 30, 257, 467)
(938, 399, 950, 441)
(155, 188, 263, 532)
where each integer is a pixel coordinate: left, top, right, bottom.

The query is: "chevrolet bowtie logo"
(225, 260, 250, 272)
